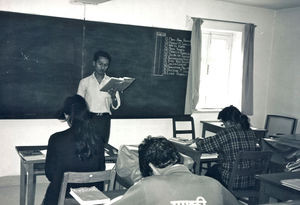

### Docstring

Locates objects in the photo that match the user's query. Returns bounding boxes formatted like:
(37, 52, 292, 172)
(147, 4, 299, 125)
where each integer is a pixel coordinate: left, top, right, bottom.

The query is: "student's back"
(113, 165, 239, 205)
(43, 95, 105, 205)
(112, 136, 239, 205)
(196, 105, 257, 189)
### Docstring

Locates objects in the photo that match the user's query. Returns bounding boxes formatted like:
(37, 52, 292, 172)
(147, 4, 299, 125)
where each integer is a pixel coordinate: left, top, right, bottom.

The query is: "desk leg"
(20, 160, 26, 205)
(27, 164, 36, 205)
(201, 124, 206, 138)
(259, 182, 270, 204)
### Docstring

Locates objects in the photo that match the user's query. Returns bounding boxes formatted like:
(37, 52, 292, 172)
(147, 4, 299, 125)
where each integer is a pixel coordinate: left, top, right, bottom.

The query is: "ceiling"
(217, 0, 300, 10)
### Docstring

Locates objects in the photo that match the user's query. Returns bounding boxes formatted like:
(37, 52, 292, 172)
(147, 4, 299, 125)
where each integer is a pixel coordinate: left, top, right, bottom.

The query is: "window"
(196, 28, 243, 111)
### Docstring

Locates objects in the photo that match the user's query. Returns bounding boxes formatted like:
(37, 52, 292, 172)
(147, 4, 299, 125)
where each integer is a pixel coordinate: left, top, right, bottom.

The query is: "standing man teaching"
(77, 50, 121, 143)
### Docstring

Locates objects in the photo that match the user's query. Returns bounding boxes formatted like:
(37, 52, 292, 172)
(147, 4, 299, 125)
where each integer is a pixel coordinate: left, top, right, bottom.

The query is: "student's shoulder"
(48, 129, 70, 144)
(217, 126, 240, 137)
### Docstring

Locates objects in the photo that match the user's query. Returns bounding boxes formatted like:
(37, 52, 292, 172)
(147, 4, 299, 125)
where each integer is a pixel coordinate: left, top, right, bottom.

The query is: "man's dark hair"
(93, 50, 111, 62)
(138, 136, 182, 177)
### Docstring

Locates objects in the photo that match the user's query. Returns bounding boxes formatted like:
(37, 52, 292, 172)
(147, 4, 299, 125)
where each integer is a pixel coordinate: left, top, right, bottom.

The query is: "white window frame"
(196, 25, 243, 112)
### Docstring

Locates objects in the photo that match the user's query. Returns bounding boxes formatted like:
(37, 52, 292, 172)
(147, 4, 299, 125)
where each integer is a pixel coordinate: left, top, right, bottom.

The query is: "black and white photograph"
(1, 0, 300, 204)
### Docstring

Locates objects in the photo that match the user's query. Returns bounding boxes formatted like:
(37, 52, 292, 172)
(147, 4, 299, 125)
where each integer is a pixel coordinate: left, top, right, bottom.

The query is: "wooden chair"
(227, 151, 272, 205)
(264, 114, 298, 137)
(172, 115, 195, 139)
(57, 168, 116, 205)
(171, 141, 201, 175)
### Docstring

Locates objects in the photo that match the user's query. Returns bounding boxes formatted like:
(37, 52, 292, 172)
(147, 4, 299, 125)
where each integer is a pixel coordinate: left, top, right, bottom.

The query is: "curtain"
(184, 18, 203, 114)
(241, 23, 255, 115)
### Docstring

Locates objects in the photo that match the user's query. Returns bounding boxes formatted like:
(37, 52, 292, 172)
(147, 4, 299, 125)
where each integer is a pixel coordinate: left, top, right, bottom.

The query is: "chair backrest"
(57, 168, 116, 205)
(264, 114, 298, 137)
(172, 115, 195, 139)
(171, 141, 201, 175)
(228, 151, 272, 191)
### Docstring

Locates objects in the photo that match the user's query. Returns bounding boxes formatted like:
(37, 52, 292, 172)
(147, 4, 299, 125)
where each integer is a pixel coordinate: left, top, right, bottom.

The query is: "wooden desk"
(263, 137, 300, 150)
(256, 171, 300, 203)
(262, 137, 300, 172)
(16, 144, 118, 205)
(168, 138, 218, 174)
(260, 200, 300, 205)
(201, 120, 267, 140)
(169, 140, 202, 175)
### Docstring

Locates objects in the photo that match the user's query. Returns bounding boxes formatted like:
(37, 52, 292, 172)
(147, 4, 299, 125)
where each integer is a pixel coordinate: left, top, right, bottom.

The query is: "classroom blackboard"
(0, 11, 191, 118)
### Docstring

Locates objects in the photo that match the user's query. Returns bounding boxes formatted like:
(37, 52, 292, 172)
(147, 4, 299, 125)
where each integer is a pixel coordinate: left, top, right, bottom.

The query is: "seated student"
(112, 136, 240, 205)
(195, 105, 257, 190)
(42, 95, 106, 205)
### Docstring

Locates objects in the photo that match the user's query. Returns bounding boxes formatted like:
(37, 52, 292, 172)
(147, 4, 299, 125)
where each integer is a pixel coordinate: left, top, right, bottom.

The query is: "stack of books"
(19, 150, 46, 161)
(285, 159, 300, 172)
(70, 186, 110, 205)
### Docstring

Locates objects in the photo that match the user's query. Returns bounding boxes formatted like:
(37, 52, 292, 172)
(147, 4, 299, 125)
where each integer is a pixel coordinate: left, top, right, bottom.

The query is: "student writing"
(195, 105, 257, 189)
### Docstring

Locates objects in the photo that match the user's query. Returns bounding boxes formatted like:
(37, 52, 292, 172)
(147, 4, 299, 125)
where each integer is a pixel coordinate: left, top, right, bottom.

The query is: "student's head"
(62, 94, 89, 127)
(138, 136, 181, 177)
(218, 105, 250, 130)
(61, 95, 99, 160)
(93, 50, 111, 75)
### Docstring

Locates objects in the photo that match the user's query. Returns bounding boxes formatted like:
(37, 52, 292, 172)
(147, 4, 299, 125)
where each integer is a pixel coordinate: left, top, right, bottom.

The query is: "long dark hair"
(61, 95, 99, 161)
(218, 105, 250, 130)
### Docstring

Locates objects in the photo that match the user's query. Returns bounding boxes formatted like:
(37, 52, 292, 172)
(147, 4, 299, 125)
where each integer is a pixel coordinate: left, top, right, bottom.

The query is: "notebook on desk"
(280, 178, 300, 191)
(168, 137, 194, 146)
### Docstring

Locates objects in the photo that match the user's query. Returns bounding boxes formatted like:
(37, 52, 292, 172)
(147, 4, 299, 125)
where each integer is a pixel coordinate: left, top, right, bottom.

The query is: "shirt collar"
(159, 164, 191, 176)
(92, 72, 108, 79)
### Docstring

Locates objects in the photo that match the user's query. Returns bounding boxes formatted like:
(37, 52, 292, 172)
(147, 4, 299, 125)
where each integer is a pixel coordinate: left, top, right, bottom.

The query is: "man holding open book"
(77, 50, 121, 143)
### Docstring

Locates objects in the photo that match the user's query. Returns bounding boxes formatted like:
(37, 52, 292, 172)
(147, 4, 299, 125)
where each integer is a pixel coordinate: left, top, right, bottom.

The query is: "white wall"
(0, 120, 68, 177)
(0, 0, 276, 177)
(267, 7, 300, 133)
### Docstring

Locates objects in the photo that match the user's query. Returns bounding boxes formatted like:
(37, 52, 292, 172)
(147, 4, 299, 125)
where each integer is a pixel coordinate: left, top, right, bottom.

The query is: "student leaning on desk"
(112, 136, 240, 205)
(42, 95, 106, 205)
(194, 105, 257, 190)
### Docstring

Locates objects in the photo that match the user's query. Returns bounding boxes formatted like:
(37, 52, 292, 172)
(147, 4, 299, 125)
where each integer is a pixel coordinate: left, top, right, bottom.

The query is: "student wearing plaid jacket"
(196, 105, 257, 189)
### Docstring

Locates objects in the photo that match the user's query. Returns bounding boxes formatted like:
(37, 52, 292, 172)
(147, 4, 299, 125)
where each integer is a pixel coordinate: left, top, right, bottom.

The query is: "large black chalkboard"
(0, 11, 191, 118)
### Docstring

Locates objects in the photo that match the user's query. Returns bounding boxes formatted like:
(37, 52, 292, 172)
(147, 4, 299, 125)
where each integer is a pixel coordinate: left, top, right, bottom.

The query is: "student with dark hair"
(112, 136, 240, 205)
(196, 105, 257, 189)
(43, 95, 106, 205)
(77, 50, 120, 143)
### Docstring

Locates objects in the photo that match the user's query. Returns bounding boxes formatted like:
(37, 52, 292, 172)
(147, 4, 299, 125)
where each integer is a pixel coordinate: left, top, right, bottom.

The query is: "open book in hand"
(100, 77, 135, 92)
(70, 186, 110, 205)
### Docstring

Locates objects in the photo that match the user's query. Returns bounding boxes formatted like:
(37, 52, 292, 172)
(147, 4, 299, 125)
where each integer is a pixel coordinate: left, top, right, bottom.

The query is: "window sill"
(193, 108, 222, 113)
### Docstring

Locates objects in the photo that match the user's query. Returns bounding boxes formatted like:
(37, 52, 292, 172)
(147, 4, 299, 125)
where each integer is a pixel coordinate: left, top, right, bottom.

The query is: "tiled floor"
(0, 175, 49, 205)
